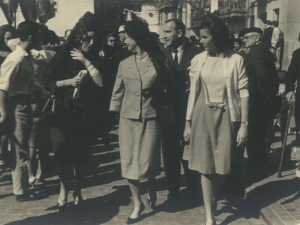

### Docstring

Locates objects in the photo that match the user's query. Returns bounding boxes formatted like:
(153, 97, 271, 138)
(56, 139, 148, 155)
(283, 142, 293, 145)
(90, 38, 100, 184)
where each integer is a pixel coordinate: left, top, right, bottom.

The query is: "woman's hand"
(70, 75, 84, 88)
(236, 124, 248, 146)
(183, 121, 191, 143)
(70, 48, 86, 64)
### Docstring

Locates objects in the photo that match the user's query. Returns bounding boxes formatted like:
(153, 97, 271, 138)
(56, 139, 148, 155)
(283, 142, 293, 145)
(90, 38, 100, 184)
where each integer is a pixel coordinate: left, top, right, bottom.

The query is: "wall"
(281, 0, 300, 71)
(46, 0, 94, 37)
(140, 3, 159, 33)
(246, 0, 300, 71)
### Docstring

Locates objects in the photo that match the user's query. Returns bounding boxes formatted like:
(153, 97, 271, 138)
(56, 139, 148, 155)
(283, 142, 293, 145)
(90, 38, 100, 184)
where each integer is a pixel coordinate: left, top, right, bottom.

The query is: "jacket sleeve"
(250, 47, 274, 95)
(285, 50, 299, 93)
(186, 55, 200, 120)
(109, 62, 125, 112)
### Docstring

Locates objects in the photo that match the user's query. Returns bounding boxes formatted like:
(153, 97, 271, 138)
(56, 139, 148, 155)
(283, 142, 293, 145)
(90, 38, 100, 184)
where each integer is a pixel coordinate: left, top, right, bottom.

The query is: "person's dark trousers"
(294, 91, 300, 145)
(0, 135, 9, 164)
(161, 115, 199, 197)
(161, 123, 181, 195)
(181, 157, 199, 194)
(222, 123, 245, 197)
(246, 102, 269, 166)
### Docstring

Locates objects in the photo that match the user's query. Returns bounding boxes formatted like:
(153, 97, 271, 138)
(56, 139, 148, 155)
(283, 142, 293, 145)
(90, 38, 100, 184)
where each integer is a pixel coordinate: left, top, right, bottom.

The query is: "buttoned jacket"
(109, 55, 159, 119)
(186, 51, 249, 122)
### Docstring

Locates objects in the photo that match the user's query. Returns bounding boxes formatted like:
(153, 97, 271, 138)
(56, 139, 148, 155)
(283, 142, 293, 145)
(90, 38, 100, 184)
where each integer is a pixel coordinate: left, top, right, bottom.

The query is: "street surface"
(0, 130, 266, 225)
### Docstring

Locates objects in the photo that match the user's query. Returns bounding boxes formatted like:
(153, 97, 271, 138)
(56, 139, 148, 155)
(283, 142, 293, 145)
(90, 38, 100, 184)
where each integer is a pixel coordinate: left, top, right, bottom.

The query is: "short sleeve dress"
(183, 56, 236, 175)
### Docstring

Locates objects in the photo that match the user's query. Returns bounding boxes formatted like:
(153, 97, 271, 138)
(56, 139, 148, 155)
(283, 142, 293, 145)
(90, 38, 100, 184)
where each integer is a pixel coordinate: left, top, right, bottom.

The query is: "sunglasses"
(82, 35, 97, 43)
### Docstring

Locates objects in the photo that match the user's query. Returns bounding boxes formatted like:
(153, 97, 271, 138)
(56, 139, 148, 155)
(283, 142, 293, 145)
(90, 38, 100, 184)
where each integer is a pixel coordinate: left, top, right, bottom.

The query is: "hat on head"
(243, 27, 263, 36)
(118, 25, 125, 33)
(265, 20, 272, 25)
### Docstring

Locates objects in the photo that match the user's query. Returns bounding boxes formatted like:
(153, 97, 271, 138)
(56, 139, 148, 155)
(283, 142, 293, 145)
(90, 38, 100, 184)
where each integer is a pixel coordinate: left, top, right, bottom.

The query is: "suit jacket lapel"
(127, 56, 140, 78)
(179, 47, 191, 71)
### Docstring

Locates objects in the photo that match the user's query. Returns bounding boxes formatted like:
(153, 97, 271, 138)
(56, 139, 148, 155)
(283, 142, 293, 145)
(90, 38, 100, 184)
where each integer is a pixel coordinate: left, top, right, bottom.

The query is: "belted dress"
(183, 56, 235, 175)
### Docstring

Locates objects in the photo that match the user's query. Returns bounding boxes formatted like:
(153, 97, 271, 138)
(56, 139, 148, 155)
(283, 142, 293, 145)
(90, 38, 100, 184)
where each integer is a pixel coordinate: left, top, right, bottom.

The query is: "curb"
(245, 190, 285, 225)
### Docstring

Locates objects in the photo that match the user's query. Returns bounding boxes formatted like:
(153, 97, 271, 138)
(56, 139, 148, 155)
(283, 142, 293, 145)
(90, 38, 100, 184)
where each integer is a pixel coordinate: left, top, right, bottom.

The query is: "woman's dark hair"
(199, 14, 230, 52)
(0, 24, 16, 51)
(124, 15, 166, 71)
(44, 12, 104, 87)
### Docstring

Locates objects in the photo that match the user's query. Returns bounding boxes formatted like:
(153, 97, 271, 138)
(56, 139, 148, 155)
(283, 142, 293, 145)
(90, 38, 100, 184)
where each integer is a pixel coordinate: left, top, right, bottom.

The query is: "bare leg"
(201, 174, 226, 225)
(27, 147, 36, 185)
(56, 165, 69, 204)
(128, 179, 143, 219)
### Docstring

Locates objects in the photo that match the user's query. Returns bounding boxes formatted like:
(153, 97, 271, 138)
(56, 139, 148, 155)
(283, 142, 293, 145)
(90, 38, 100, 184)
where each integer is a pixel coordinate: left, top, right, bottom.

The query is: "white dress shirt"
(171, 44, 184, 64)
(0, 45, 35, 96)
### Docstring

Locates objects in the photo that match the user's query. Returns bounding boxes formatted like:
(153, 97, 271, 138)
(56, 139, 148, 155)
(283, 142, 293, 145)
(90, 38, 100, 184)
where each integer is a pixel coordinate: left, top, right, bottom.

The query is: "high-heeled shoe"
(126, 203, 145, 224)
(57, 196, 67, 212)
(29, 176, 36, 188)
(72, 191, 83, 208)
(147, 192, 157, 209)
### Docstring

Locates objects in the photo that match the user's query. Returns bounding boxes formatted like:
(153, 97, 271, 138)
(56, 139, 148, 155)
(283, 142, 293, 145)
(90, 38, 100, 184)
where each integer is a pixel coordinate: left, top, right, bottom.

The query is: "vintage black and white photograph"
(0, 0, 299, 224)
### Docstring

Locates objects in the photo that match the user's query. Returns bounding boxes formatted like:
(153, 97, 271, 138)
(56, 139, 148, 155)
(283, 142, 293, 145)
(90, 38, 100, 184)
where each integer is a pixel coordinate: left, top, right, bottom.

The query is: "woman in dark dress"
(43, 12, 105, 211)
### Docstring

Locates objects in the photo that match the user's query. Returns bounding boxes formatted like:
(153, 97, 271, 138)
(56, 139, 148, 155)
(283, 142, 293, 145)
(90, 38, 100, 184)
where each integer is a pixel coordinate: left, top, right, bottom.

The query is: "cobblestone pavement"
(0, 130, 266, 225)
(241, 118, 300, 225)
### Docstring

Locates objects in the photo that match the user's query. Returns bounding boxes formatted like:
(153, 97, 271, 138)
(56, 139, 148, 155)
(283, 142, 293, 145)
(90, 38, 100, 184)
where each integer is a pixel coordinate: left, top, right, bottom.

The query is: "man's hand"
(286, 91, 295, 104)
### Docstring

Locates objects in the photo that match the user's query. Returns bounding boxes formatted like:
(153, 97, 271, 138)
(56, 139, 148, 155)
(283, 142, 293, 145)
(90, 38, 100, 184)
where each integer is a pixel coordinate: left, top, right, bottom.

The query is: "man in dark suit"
(161, 18, 202, 201)
(243, 27, 279, 167)
(261, 20, 273, 48)
(285, 33, 300, 145)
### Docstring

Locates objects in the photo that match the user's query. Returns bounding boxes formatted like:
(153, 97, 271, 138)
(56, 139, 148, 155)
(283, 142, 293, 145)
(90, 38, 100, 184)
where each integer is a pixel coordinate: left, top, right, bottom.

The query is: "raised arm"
(70, 48, 103, 87)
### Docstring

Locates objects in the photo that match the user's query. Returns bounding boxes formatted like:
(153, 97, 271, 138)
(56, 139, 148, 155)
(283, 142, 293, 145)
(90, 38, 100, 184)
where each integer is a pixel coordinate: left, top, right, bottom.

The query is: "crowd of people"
(0, 10, 297, 225)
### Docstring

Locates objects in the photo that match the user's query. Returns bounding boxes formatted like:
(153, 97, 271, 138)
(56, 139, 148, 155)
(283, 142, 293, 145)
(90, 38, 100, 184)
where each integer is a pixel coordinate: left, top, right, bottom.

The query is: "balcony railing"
(219, 8, 246, 21)
(153, 0, 176, 10)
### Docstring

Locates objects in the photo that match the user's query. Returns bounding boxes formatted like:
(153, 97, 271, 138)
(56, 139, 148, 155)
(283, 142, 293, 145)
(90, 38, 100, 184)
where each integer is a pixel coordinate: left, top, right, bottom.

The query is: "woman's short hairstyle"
(0, 24, 16, 50)
(199, 14, 230, 52)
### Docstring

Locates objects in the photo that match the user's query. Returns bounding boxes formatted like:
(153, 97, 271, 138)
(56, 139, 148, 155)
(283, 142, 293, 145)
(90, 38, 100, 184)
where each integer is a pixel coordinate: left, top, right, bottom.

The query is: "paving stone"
(0, 130, 266, 225)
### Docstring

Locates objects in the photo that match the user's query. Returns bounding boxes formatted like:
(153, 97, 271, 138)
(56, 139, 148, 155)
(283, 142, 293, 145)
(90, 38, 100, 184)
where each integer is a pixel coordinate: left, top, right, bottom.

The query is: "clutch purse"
(291, 146, 300, 161)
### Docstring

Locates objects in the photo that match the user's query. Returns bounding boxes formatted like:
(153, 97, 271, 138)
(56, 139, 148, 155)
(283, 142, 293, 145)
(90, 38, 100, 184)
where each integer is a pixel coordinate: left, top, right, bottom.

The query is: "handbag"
(291, 146, 300, 161)
(39, 94, 56, 120)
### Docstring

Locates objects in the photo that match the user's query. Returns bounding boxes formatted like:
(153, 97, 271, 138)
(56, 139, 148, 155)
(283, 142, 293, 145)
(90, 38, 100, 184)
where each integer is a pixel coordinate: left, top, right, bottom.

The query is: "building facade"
(246, 0, 300, 70)
(153, 0, 246, 38)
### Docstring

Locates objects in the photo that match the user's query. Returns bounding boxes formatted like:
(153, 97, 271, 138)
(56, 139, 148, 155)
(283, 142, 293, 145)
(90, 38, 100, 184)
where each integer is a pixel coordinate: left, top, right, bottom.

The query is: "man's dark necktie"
(173, 49, 179, 69)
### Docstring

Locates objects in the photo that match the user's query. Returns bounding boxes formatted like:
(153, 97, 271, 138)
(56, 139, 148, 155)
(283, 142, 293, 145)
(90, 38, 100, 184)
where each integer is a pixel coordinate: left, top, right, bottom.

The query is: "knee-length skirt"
(119, 117, 161, 180)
